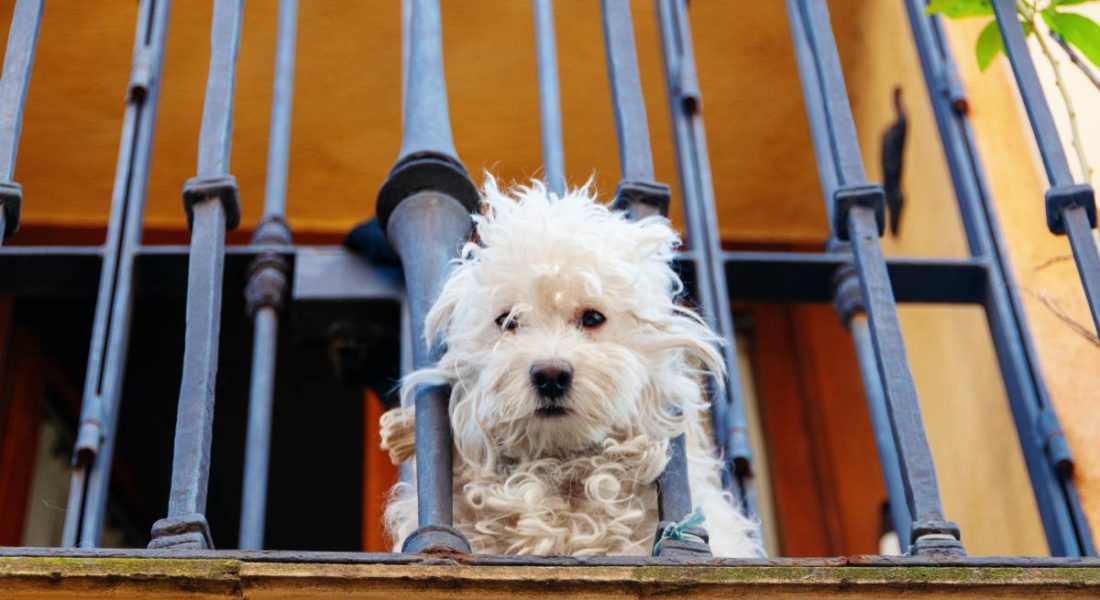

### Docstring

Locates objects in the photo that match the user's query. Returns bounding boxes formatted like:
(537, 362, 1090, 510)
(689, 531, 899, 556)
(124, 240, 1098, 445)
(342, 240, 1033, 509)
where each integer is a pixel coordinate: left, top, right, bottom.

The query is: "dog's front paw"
(379, 406, 416, 465)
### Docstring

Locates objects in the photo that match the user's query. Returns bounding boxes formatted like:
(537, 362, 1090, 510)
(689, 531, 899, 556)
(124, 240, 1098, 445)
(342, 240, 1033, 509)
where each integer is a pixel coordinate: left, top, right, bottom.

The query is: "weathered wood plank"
(2, 556, 1100, 599)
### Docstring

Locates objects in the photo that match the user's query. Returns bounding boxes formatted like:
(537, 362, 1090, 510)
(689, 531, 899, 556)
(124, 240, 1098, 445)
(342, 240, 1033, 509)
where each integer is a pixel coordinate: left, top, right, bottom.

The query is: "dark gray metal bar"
(533, 0, 565, 197)
(830, 247, 912, 545)
(600, 0, 669, 219)
(61, 0, 171, 548)
(0, 0, 44, 242)
(786, 0, 963, 556)
(655, 0, 756, 521)
(149, 0, 244, 551)
(377, 0, 477, 555)
(905, 1, 1093, 556)
(238, 0, 298, 550)
(991, 0, 1100, 333)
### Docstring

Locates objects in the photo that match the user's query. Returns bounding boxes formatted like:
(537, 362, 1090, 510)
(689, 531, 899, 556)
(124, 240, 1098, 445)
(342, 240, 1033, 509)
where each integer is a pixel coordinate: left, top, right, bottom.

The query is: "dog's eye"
(495, 312, 518, 331)
(579, 309, 606, 329)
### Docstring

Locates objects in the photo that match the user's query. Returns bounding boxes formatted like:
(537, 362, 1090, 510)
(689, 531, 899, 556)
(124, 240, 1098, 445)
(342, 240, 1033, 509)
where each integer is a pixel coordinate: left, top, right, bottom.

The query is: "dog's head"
(405, 178, 723, 467)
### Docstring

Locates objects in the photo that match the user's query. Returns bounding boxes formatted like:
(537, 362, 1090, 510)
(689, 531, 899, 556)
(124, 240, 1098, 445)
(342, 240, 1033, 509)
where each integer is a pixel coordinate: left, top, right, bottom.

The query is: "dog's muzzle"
(530, 360, 573, 416)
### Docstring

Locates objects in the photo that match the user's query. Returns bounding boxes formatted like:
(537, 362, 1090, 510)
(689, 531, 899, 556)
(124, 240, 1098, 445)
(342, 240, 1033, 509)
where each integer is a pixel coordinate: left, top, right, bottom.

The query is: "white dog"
(380, 179, 762, 557)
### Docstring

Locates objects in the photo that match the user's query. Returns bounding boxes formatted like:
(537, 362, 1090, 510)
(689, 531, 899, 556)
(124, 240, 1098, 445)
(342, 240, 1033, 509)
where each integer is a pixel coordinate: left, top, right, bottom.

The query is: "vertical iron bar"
(533, 0, 565, 197)
(598, 0, 708, 557)
(0, 0, 44, 243)
(377, 0, 478, 555)
(62, 0, 171, 548)
(654, 0, 755, 517)
(991, 0, 1100, 333)
(832, 251, 913, 542)
(905, 1, 1093, 556)
(238, 0, 298, 551)
(600, 0, 670, 220)
(149, 0, 243, 551)
(786, 0, 963, 556)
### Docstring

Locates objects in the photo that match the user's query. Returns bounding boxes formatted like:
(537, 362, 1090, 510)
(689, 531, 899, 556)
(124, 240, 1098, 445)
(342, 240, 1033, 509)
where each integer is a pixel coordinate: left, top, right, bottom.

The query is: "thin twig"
(1049, 30, 1100, 92)
(1033, 253, 1073, 272)
(1023, 287, 1100, 346)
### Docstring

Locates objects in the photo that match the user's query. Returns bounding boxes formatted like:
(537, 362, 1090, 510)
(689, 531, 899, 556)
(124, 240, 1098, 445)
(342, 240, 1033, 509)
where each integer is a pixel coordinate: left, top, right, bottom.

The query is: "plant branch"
(1023, 4, 1094, 183)
(1049, 30, 1100, 92)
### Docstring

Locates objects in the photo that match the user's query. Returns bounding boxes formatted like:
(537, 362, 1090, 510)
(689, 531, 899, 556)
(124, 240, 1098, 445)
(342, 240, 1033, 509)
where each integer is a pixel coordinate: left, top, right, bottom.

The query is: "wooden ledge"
(1, 554, 1100, 599)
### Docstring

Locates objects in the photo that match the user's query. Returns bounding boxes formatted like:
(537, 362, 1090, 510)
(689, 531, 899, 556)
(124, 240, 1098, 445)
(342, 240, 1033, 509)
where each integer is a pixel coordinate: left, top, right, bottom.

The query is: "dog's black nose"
(530, 360, 573, 399)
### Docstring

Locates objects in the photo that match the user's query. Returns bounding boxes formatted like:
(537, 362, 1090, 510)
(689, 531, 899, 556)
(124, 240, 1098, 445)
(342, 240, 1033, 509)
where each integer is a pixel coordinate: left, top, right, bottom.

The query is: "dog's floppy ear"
(423, 262, 474, 349)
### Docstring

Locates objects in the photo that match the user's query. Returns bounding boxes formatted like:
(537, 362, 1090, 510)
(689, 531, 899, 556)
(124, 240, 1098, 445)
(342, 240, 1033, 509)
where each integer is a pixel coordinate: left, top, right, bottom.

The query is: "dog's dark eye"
(579, 309, 606, 329)
(495, 312, 518, 331)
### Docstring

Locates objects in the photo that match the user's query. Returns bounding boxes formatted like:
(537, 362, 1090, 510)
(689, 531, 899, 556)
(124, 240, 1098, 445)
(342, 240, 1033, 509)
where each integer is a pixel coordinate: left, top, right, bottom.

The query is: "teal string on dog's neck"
(653, 507, 706, 553)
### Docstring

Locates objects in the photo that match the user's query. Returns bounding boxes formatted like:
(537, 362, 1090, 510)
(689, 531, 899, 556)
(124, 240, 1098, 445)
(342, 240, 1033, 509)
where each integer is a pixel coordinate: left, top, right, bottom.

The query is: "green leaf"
(1051, 1, 1093, 7)
(976, 19, 1004, 70)
(974, 19, 1033, 71)
(925, 0, 993, 18)
(1045, 12, 1100, 68)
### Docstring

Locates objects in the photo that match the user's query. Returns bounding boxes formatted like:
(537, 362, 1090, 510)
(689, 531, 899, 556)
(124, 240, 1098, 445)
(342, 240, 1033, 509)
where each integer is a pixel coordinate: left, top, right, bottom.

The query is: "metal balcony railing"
(0, 0, 1093, 560)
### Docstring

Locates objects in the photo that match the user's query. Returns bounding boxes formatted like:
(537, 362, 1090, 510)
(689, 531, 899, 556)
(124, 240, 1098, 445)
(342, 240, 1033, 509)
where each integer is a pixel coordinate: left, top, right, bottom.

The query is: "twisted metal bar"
(378, 0, 477, 555)
(600, 0, 670, 220)
(991, 0, 1100, 334)
(0, 0, 44, 242)
(61, 0, 171, 548)
(905, 1, 1093, 557)
(533, 0, 565, 197)
(655, 0, 756, 522)
(239, 0, 299, 551)
(149, 0, 244, 551)
(786, 0, 963, 556)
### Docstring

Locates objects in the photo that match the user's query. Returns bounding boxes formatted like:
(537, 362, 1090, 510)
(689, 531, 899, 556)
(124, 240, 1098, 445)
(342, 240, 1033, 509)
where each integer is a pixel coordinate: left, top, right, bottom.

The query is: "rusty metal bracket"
(1046, 184, 1097, 235)
(183, 174, 241, 231)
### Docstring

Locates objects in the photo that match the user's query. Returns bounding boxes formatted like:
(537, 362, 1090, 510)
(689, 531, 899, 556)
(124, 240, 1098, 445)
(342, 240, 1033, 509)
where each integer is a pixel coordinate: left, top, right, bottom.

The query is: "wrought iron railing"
(0, 0, 1093, 559)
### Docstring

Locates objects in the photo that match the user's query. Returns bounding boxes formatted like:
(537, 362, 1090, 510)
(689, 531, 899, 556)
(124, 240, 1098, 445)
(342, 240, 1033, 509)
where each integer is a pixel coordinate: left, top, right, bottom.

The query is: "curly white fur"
(382, 178, 762, 557)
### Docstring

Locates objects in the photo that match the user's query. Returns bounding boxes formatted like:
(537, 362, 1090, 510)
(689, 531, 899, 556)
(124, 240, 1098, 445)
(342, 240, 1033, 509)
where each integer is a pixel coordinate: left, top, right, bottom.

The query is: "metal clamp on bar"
(377, 152, 479, 233)
(148, 513, 214, 550)
(611, 178, 671, 218)
(1046, 184, 1097, 235)
(128, 45, 155, 101)
(245, 253, 290, 315)
(1039, 406, 1074, 477)
(0, 181, 21, 237)
(183, 174, 241, 231)
(827, 239, 863, 325)
(833, 183, 886, 241)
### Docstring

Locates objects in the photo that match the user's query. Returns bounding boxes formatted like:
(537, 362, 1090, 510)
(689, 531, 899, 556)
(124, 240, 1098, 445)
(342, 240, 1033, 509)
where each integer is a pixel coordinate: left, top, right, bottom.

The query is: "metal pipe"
(237, 0, 298, 551)
(655, 0, 755, 517)
(990, 0, 1100, 333)
(904, 1, 1093, 556)
(0, 0, 44, 243)
(149, 0, 244, 551)
(785, 0, 963, 556)
(377, 0, 478, 554)
(599, 0, 669, 220)
(533, 0, 565, 197)
(61, 0, 171, 548)
(239, 306, 279, 549)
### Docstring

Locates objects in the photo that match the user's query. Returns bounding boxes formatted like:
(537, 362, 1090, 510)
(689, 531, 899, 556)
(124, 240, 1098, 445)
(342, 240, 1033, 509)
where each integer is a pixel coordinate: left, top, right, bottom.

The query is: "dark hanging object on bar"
(881, 88, 907, 236)
(378, 0, 477, 555)
(149, 0, 244, 551)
